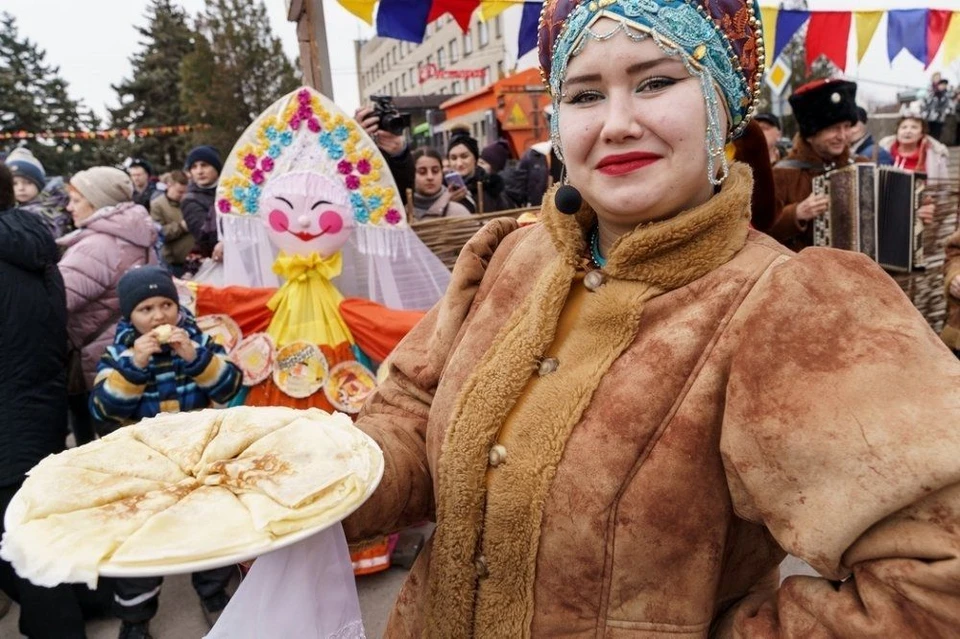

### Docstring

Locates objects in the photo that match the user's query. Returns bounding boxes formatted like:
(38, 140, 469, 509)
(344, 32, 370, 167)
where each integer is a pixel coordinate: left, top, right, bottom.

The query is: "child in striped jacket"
(89, 265, 241, 429)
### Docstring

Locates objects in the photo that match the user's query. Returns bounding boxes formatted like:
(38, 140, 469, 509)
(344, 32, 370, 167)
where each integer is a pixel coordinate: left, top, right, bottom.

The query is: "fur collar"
(539, 162, 752, 287)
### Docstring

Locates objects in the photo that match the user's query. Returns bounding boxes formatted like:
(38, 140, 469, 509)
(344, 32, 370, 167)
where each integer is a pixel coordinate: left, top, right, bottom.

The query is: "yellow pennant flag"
(943, 12, 960, 66)
(479, 0, 512, 22)
(759, 7, 778, 68)
(337, 0, 374, 25)
(854, 11, 884, 63)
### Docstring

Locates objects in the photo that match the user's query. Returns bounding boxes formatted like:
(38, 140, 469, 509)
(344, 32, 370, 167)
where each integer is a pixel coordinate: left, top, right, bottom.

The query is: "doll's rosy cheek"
(319, 210, 344, 234)
(268, 209, 290, 232)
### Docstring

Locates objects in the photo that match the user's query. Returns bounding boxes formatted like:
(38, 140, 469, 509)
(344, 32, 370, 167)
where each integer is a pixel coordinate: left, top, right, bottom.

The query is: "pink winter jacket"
(56, 202, 158, 388)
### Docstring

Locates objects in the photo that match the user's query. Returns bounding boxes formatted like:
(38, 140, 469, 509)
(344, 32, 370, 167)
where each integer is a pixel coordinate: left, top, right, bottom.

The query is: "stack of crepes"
(0, 406, 382, 588)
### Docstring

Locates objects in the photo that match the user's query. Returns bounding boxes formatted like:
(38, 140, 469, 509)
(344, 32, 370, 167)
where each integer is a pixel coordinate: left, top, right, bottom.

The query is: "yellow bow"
(266, 251, 354, 348)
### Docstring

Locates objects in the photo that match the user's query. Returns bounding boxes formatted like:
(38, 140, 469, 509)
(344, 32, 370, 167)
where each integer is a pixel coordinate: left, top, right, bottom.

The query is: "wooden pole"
(288, 0, 335, 99)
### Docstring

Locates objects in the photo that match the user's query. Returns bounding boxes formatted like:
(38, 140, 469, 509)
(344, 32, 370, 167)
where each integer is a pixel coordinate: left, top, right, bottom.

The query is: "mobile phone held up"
(444, 171, 466, 190)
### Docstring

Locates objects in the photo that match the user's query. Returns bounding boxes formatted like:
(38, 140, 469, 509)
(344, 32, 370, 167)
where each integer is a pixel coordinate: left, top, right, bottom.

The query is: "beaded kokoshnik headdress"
(538, 0, 765, 185)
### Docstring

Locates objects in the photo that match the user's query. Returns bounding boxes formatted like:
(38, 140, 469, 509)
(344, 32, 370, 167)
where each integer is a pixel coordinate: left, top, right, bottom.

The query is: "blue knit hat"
(184, 145, 222, 174)
(117, 265, 179, 319)
(6, 148, 46, 192)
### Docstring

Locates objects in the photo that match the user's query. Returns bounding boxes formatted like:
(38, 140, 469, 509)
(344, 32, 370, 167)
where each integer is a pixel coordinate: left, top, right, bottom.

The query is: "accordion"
(812, 164, 928, 272)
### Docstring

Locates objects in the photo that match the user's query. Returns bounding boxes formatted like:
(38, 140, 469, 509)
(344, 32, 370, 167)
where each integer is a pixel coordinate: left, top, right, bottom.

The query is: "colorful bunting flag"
(773, 10, 809, 63)
(806, 11, 851, 71)
(759, 6, 778, 67)
(887, 9, 927, 64)
(854, 11, 883, 63)
(428, 0, 482, 33)
(517, 0, 541, 57)
(376, 0, 431, 42)
(944, 12, 960, 66)
(338, 0, 375, 26)
(926, 9, 952, 68)
(479, 0, 512, 22)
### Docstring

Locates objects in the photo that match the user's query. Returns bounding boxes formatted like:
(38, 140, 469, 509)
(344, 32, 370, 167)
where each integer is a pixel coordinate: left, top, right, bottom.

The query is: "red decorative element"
(805, 11, 851, 71)
(251, 169, 265, 185)
(218, 198, 232, 213)
(261, 157, 275, 172)
(385, 208, 403, 225)
(427, 0, 480, 33)
(345, 175, 361, 190)
(927, 10, 952, 69)
(243, 154, 258, 169)
(356, 159, 371, 175)
(297, 89, 311, 104)
(290, 117, 302, 130)
(337, 160, 354, 175)
(307, 118, 321, 133)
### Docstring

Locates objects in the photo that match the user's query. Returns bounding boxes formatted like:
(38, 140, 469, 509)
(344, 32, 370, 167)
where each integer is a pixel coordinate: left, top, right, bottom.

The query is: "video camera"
(370, 95, 411, 137)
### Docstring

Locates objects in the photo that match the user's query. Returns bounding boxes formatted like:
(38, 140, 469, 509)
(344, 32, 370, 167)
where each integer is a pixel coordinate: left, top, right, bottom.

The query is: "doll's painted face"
(260, 172, 354, 256)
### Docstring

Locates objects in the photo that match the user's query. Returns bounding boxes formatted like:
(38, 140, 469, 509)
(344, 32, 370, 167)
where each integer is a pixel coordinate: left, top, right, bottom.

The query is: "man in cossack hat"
(769, 79, 866, 251)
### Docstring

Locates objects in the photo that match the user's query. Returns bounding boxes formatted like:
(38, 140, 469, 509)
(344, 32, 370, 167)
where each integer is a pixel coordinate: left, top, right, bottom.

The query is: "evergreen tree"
(109, 0, 199, 171)
(180, 0, 300, 155)
(0, 12, 102, 175)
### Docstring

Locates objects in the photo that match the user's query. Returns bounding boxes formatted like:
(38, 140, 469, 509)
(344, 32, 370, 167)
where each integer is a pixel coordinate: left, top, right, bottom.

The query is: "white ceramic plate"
(4, 433, 384, 579)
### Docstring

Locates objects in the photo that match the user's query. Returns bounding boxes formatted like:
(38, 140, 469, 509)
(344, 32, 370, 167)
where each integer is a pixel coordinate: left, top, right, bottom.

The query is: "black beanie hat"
(789, 79, 859, 138)
(448, 134, 480, 162)
(128, 158, 155, 176)
(184, 145, 222, 174)
(118, 265, 179, 319)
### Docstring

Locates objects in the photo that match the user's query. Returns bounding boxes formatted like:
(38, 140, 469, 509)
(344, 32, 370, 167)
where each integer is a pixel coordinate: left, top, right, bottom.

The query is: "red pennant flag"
(426, 0, 480, 33)
(806, 11, 852, 71)
(926, 10, 952, 68)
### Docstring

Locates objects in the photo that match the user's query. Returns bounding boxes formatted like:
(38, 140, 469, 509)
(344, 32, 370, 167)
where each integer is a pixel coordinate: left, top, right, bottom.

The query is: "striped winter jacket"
(89, 308, 241, 427)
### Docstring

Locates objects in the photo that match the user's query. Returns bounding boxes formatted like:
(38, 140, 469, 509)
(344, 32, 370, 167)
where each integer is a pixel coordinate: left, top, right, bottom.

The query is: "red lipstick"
(596, 151, 662, 176)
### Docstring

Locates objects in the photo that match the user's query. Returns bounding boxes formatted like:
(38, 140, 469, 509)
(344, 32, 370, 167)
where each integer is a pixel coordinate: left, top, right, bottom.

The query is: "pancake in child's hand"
(152, 324, 175, 343)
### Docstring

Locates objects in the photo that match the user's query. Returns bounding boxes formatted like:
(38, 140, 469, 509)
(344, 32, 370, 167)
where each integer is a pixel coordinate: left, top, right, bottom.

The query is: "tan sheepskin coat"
(344, 163, 960, 638)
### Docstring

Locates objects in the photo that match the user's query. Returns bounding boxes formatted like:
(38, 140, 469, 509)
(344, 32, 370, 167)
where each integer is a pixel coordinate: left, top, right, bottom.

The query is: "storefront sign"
(419, 63, 487, 85)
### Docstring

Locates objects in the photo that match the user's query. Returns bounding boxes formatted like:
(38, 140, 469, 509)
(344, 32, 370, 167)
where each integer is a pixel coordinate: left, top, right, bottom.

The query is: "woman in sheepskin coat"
(338, 2, 960, 637)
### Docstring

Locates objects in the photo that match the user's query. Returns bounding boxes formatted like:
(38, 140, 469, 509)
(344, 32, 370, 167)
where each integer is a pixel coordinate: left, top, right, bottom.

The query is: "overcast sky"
(4, 0, 960, 124)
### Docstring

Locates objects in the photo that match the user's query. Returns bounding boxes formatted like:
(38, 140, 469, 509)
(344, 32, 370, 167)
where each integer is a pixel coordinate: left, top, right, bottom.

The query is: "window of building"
(409, 69, 415, 88)
(439, 87, 446, 94)
(438, 48, 445, 67)
(449, 39, 459, 63)
(452, 81, 461, 93)
(478, 21, 489, 47)
(495, 15, 502, 39)
(485, 66, 492, 85)
(401, 74, 407, 92)
(463, 32, 473, 56)
(496, 61, 504, 80)
(427, 54, 433, 66)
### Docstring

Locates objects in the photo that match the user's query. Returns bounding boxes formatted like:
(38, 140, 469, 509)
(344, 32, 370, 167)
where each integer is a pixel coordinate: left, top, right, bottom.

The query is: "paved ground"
(1, 554, 816, 638)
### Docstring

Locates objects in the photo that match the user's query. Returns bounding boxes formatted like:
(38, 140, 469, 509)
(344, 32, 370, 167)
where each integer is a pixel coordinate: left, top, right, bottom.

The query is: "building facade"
(356, 15, 508, 104)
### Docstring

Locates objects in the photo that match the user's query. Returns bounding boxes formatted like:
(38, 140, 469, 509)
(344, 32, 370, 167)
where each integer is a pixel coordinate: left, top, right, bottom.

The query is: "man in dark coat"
(181, 146, 222, 259)
(769, 79, 866, 251)
(505, 142, 551, 208)
(0, 165, 111, 637)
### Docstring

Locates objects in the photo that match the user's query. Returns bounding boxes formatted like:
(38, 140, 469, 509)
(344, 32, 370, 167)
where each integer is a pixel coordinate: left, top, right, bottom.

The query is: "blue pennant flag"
(376, 0, 431, 43)
(518, 0, 543, 57)
(773, 10, 809, 62)
(887, 9, 927, 64)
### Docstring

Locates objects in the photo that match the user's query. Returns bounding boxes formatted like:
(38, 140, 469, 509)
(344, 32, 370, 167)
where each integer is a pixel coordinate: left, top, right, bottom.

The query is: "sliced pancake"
(203, 415, 373, 509)
(193, 405, 313, 477)
(129, 408, 223, 474)
(18, 466, 169, 521)
(237, 475, 365, 536)
(0, 481, 196, 588)
(110, 486, 271, 566)
(31, 436, 187, 484)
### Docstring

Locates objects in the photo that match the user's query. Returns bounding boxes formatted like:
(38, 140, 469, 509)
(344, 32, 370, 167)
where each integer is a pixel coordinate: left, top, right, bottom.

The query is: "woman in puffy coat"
(58, 166, 157, 442)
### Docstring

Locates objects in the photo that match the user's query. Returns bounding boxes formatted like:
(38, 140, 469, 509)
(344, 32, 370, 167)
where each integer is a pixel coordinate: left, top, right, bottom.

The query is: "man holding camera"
(354, 101, 414, 201)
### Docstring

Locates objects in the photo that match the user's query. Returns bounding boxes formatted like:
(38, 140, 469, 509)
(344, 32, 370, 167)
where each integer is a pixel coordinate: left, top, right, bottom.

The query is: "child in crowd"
(149, 170, 194, 277)
(89, 265, 241, 639)
(5, 148, 72, 239)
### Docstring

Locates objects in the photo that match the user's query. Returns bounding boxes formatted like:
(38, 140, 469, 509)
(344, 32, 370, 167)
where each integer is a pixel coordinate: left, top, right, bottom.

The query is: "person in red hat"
(768, 78, 867, 251)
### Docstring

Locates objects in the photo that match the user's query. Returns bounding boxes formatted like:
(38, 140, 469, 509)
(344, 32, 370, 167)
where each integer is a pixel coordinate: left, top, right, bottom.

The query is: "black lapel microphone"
(554, 184, 582, 215)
